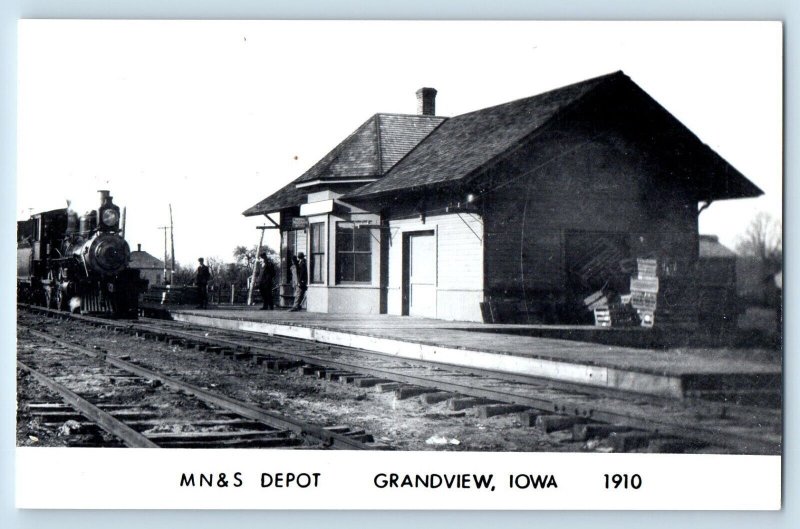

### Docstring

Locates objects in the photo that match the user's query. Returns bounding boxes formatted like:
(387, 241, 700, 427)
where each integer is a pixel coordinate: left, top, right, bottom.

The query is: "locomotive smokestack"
(98, 190, 111, 208)
(66, 199, 78, 234)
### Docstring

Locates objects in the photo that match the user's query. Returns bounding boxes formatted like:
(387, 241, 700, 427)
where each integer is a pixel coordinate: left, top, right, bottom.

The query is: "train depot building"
(244, 71, 762, 325)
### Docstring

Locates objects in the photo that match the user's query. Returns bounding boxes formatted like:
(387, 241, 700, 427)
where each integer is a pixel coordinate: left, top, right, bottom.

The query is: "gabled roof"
(245, 71, 763, 216)
(241, 179, 308, 218)
(348, 71, 763, 201)
(130, 250, 164, 269)
(349, 72, 616, 198)
(243, 113, 445, 216)
(699, 235, 737, 258)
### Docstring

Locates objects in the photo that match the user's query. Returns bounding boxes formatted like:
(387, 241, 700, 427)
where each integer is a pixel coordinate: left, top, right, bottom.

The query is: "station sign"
(291, 218, 309, 229)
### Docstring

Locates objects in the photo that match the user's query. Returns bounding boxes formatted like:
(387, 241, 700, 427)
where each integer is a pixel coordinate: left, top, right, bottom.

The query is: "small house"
(129, 245, 165, 288)
(697, 234, 739, 330)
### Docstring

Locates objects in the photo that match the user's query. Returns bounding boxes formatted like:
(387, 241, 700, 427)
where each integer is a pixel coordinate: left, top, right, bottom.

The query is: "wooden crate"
(594, 305, 639, 328)
(584, 290, 611, 311)
(593, 308, 612, 327)
(630, 291, 657, 311)
(636, 258, 658, 278)
(630, 277, 660, 293)
(636, 310, 655, 328)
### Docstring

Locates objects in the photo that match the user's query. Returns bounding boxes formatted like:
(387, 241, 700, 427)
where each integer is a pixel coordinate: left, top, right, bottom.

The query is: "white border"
(16, 449, 781, 510)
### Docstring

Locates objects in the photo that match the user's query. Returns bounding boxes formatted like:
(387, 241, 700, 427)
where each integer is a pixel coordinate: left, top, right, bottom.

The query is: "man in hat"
(289, 252, 307, 312)
(195, 257, 211, 309)
(257, 252, 276, 310)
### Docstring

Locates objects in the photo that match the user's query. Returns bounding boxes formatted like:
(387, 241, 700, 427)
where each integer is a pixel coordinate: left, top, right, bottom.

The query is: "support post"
(247, 226, 268, 306)
(158, 226, 169, 285)
(169, 204, 176, 280)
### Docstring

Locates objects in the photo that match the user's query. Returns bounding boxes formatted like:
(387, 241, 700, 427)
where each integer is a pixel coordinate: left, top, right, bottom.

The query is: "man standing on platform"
(195, 257, 211, 309)
(258, 252, 276, 310)
(289, 252, 307, 312)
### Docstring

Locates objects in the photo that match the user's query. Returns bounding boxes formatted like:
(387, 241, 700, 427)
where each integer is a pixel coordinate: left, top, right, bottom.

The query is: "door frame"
(401, 229, 435, 316)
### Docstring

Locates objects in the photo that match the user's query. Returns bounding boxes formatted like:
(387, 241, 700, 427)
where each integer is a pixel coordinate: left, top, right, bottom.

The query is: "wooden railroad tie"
(375, 382, 403, 393)
(476, 404, 530, 419)
(354, 378, 392, 388)
(447, 397, 496, 411)
(394, 386, 431, 400)
(572, 423, 631, 441)
(338, 374, 367, 384)
(608, 431, 654, 452)
(420, 392, 457, 405)
(534, 415, 587, 433)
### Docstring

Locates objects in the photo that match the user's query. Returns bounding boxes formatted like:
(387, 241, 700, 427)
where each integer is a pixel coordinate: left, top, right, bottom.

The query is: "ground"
(16, 323, 588, 451)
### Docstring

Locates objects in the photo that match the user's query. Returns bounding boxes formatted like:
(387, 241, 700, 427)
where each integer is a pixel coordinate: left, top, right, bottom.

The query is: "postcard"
(15, 20, 782, 510)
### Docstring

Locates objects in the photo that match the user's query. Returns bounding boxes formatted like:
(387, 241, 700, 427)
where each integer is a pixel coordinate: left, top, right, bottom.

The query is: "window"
(310, 222, 325, 284)
(336, 224, 372, 283)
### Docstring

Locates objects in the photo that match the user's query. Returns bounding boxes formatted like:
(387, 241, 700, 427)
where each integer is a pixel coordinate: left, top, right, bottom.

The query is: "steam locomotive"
(17, 190, 144, 318)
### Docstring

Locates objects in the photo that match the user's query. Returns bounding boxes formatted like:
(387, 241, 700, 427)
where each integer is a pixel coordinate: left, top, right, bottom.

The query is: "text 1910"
(604, 474, 642, 489)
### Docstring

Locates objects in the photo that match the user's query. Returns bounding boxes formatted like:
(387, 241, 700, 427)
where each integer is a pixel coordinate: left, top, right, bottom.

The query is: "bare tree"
(736, 212, 782, 272)
(171, 263, 196, 286)
(205, 257, 225, 287)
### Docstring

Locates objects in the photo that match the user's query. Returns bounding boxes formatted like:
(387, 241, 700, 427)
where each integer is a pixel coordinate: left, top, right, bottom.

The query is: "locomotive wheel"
(55, 287, 69, 312)
(44, 271, 57, 309)
(44, 287, 55, 309)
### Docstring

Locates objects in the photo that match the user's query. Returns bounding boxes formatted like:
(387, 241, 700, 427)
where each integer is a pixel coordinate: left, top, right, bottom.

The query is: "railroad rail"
(18, 324, 372, 449)
(18, 304, 782, 454)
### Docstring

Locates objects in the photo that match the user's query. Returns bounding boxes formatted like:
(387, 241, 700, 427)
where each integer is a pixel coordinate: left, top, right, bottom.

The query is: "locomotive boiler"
(17, 190, 144, 318)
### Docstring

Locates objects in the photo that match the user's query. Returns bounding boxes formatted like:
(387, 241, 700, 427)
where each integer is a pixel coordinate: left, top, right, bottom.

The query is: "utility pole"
(169, 204, 176, 278)
(247, 226, 268, 306)
(157, 226, 169, 285)
(121, 207, 127, 239)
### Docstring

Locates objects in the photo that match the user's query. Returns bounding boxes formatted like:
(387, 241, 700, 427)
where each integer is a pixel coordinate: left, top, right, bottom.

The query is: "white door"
(409, 233, 436, 317)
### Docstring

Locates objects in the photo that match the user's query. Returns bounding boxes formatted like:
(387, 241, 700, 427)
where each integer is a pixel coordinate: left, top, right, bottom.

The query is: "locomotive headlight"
(101, 209, 119, 227)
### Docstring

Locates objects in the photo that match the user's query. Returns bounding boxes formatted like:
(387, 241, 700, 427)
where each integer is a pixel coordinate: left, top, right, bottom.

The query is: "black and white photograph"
(13, 20, 782, 509)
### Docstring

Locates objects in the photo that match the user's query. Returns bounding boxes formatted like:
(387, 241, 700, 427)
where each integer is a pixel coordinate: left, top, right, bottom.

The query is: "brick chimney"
(416, 87, 437, 116)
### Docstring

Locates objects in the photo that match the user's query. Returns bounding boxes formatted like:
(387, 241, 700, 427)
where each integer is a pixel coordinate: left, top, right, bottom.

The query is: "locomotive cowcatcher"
(17, 190, 145, 318)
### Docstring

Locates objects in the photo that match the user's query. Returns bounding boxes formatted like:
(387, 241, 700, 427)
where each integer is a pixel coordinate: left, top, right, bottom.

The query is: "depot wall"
(386, 212, 484, 322)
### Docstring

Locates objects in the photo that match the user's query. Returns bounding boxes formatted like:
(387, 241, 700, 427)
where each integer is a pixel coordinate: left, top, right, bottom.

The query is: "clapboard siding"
(386, 212, 484, 321)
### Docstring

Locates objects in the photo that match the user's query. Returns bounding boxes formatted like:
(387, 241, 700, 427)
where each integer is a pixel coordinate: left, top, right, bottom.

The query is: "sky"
(17, 20, 782, 266)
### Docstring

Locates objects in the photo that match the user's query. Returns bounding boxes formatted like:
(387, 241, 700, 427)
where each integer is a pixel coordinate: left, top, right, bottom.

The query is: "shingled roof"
(348, 72, 615, 198)
(243, 113, 444, 216)
(241, 179, 308, 217)
(245, 71, 762, 216)
(347, 71, 762, 201)
(699, 235, 737, 258)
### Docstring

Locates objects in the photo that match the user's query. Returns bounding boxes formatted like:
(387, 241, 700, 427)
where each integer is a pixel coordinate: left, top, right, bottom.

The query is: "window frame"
(335, 222, 373, 284)
(309, 222, 325, 284)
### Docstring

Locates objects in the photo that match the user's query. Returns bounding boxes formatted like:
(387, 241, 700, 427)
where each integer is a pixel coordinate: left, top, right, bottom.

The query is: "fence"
(143, 284, 275, 306)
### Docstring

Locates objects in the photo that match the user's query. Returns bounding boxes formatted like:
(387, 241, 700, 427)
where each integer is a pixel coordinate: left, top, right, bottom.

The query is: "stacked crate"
(585, 290, 612, 327)
(585, 258, 662, 328)
(629, 258, 658, 328)
(585, 289, 639, 327)
(592, 305, 640, 327)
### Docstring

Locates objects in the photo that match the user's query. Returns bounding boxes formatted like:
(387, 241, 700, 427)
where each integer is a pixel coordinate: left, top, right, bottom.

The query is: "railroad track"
(18, 305, 782, 454)
(17, 324, 373, 449)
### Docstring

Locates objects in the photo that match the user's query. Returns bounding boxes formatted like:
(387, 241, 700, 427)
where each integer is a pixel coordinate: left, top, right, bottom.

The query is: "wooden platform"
(166, 308, 781, 399)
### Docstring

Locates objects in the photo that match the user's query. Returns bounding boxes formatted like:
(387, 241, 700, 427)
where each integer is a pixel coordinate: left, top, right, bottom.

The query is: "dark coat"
(196, 264, 211, 285)
(258, 259, 275, 287)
